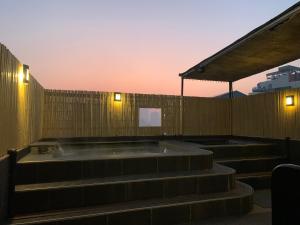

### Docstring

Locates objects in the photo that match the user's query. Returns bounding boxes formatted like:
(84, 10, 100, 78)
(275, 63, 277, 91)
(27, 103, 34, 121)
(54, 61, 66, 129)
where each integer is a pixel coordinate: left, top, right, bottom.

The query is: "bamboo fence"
(2, 41, 300, 157)
(232, 89, 300, 139)
(0, 43, 44, 156)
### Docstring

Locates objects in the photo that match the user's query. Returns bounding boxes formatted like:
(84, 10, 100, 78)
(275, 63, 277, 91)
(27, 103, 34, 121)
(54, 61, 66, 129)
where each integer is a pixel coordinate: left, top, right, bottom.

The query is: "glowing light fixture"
(23, 64, 30, 84)
(114, 93, 121, 101)
(286, 95, 294, 106)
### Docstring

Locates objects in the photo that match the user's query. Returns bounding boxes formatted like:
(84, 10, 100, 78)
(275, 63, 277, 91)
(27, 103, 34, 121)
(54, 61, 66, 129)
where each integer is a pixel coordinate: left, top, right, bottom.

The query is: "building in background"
(215, 90, 246, 98)
(252, 65, 300, 93)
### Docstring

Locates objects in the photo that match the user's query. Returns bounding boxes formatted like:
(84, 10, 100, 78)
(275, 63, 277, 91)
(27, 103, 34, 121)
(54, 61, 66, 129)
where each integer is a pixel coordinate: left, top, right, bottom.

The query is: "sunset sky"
(1, 0, 299, 97)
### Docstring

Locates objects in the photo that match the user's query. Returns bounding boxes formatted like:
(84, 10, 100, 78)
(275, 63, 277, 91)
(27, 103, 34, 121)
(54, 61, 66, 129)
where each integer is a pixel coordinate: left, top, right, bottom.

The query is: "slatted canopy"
(180, 2, 300, 82)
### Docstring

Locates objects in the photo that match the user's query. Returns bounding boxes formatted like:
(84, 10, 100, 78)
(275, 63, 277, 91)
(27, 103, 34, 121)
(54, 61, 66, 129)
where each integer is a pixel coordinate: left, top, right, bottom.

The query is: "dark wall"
(0, 154, 9, 222)
(288, 140, 300, 165)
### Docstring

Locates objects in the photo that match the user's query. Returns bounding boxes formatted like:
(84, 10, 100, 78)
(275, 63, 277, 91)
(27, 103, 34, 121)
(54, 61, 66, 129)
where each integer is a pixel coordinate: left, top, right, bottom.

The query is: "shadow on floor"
(254, 189, 271, 208)
(186, 189, 272, 225)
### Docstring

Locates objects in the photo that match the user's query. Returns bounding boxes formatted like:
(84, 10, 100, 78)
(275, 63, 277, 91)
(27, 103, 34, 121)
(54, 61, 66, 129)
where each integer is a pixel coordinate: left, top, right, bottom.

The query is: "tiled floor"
(253, 189, 271, 208)
(187, 189, 272, 225)
(191, 210, 271, 225)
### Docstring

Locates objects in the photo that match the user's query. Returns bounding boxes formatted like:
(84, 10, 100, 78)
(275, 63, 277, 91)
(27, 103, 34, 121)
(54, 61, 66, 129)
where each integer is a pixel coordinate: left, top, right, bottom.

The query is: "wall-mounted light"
(286, 95, 294, 106)
(114, 93, 121, 102)
(23, 64, 30, 84)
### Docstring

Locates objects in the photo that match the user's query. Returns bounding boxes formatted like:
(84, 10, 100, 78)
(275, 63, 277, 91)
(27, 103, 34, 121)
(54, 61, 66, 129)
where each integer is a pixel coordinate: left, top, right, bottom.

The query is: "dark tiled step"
(202, 144, 283, 159)
(216, 156, 286, 174)
(9, 182, 253, 225)
(16, 154, 213, 185)
(14, 164, 235, 215)
(237, 172, 271, 190)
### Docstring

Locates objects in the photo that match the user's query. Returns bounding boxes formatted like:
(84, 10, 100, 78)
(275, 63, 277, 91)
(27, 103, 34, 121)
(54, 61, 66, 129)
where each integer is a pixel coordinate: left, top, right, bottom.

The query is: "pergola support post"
(229, 81, 233, 98)
(229, 81, 233, 136)
(180, 77, 184, 136)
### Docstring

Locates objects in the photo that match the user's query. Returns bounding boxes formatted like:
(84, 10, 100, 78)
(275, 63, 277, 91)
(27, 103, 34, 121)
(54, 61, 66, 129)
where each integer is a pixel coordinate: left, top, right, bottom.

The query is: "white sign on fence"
(138, 108, 161, 127)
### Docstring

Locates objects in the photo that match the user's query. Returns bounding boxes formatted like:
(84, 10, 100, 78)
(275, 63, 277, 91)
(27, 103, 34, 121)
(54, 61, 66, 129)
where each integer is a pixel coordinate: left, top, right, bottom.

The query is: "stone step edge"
(10, 182, 253, 225)
(200, 142, 278, 148)
(16, 164, 235, 192)
(216, 155, 286, 163)
(237, 172, 272, 179)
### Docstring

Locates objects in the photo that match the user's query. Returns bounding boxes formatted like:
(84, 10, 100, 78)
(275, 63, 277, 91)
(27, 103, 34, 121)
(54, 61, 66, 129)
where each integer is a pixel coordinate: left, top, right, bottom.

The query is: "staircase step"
(9, 182, 253, 225)
(216, 156, 286, 174)
(203, 144, 283, 159)
(237, 172, 272, 190)
(14, 164, 235, 215)
(16, 152, 213, 185)
(169, 140, 283, 159)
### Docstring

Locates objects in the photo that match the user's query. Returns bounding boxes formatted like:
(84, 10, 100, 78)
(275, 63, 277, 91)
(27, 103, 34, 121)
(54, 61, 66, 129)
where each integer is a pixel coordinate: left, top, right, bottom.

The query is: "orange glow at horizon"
(2, 0, 300, 97)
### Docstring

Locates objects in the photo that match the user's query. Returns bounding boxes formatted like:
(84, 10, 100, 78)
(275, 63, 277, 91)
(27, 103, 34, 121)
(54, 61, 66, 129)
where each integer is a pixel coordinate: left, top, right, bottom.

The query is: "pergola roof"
(180, 2, 300, 82)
